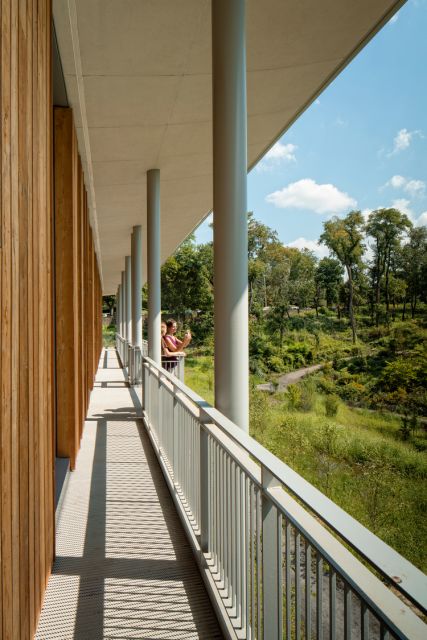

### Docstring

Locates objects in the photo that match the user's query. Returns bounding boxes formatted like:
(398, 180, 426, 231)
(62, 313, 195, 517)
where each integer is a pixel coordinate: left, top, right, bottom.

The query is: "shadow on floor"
(38, 348, 222, 639)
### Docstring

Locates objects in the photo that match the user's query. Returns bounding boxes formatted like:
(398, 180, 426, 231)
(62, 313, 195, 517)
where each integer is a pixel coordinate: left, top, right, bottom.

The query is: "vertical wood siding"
(0, 1, 54, 637)
(53, 106, 102, 470)
(0, 7, 102, 636)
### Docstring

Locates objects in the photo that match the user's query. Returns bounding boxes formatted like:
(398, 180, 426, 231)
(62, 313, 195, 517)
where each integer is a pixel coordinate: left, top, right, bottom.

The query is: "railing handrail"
(142, 354, 427, 614)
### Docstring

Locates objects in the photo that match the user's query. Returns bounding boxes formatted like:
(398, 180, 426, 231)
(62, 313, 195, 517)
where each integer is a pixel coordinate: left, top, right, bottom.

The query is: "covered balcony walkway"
(36, 348, 222, 639)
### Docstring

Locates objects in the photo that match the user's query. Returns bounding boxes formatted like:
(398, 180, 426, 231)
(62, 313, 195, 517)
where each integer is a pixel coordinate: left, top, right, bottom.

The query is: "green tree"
(247, 213, 280, 314)
(401, 226, 427, 319)
(320, 211, 365, 343)
(365, 208, 412, 323)
(315, 257, 344, 308)
(288, 249, 316, 310)
(161, 236, 213, 339)
(265, 243, 292, 347)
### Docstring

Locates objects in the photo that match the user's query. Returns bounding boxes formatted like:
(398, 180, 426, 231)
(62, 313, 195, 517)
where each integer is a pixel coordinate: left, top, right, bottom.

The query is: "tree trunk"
(402, 296, 406, 321)
(375, 244, 381, 327)
(385, 250, 391, 318)
(347, 265, 357, 343)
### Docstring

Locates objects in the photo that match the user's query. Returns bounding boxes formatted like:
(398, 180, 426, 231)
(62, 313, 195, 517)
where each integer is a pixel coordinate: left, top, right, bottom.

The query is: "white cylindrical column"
(125, 255, 132, 343)
(117, 285, 121, 333)
(131, 225, 142, 348)
(212, 0, 249, 432)
(121, 270, 126, 337)
(147, 169, 161, 364)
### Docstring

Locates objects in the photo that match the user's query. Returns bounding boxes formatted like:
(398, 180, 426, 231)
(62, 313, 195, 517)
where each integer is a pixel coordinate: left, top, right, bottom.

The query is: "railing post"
(172, 385, 179, 483)
(142, 360, 148, 412)
(200, 425, 209, 553)
(262, 465, 282, 640)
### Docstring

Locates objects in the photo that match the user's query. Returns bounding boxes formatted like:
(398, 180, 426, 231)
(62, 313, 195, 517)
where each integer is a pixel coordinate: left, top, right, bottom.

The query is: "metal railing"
(116, 334, 128, 367)
(116, 335, 148, 384)
(141, 355, 426, 640)
(161, 353, 185, 382)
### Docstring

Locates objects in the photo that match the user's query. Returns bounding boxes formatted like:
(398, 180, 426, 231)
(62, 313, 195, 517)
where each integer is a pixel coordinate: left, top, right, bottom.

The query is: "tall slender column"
(117, 285, 121, 333)
(125, 255, 132, 343)
(131, 225, 142, 348)
(121, 270, 126, 337)
(212, 0, 249, 431)
(147, 169, 161, 364)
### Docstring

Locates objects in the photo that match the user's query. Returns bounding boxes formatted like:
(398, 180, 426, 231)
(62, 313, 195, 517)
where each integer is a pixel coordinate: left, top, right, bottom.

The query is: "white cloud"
(415, 212, 427, 227)
(266, 142, 297, 162)
(257, 142, 297, 171)
(315, 99, 321, 105)
(388, 128, 422, 155)
(405, 179, 426, 197)
(391, 198, 414, 220)
(389, 175, 406, 188)
(287, 237, 329, 259)
(361, 208, 375, 222)
(385, 174, 425, 197)
(266, 178, 357, 215)
(390, 12, 399, 23)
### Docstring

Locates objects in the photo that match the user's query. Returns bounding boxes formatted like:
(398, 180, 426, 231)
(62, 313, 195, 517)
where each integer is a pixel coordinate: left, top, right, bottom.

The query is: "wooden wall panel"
(53, 107, 102, 469)
(0, 1, 54, 637)
(1, 7, 102, 634)
(54, 107, 79, 468)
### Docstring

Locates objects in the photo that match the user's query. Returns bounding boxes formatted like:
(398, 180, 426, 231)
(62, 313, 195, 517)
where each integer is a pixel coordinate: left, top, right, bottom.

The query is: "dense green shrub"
(299, 380, 316, 412)
(286, 384, 301, 410)
(325, 394, 339, 417)
(267, 355, 283, 372)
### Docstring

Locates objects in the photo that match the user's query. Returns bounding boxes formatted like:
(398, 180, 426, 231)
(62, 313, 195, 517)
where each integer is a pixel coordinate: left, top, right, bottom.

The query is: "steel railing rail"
(140, 354, 426, 640)
(115, 334, 148, 385)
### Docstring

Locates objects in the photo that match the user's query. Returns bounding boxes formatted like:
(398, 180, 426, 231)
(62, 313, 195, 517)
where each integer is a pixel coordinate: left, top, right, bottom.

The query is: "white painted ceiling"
(53, 0, 403, 294)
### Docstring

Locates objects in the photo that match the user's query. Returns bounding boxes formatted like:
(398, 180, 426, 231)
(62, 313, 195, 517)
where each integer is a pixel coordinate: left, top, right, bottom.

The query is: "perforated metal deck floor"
(36, 348, 222, 639)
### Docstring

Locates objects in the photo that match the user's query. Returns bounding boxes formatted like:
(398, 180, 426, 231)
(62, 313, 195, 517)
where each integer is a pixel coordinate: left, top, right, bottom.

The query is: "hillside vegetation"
(106, 208, 427, 570)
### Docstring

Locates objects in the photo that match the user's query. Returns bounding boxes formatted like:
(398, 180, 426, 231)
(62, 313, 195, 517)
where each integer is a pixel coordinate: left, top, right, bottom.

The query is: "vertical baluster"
(262, 467, 282, 640)
(196, 422, 200, 528)
(295, 530, 301, 640)
(226, 454, 231, 599)
(344, 583, 352, 640)
(277, 509, 283, 638)
(189, 415, 193, 516)
(361, 602, 369, 640)
(236, 462, 241, 623)
(256, 488, 262, 640)
(241, 469, 247, 634)
(192, 417, 196, 519)
(231, 459, 237, 612)
(329, 568, 336, 640)
(285, 520, 291, 640)
(224, 454, 231, 598)
(218, 444, 223, 579)
(219, 448, 224, 587)
(316, 554, 323, 640)
(306, 542, 311, 640)
(208, 435, 213, 554)
(215, 441, 220, 573)
(250, 482, 255, 640)
(245, 476, 250, 639)
(380, 622, 389, 640)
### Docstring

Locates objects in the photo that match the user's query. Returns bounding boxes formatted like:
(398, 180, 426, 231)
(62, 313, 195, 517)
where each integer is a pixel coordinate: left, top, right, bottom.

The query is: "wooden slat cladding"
(53, 106, 102, 470)
(0, 1, 54, 637)
(0, 6, 102, 636)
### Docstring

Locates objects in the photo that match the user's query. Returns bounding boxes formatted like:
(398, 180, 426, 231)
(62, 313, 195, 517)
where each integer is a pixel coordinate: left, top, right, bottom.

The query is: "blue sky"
(195, 0, 427, 256)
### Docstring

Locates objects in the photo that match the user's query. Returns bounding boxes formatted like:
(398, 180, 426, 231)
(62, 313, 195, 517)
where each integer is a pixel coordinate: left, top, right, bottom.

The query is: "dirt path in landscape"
(257, 363, 324, 392)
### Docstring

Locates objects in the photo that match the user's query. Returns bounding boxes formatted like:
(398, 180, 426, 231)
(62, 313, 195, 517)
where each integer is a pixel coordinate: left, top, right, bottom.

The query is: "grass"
(185, 352, 427, 572)
(184, 354, 215, 405)
(102, 321, 116, 347)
